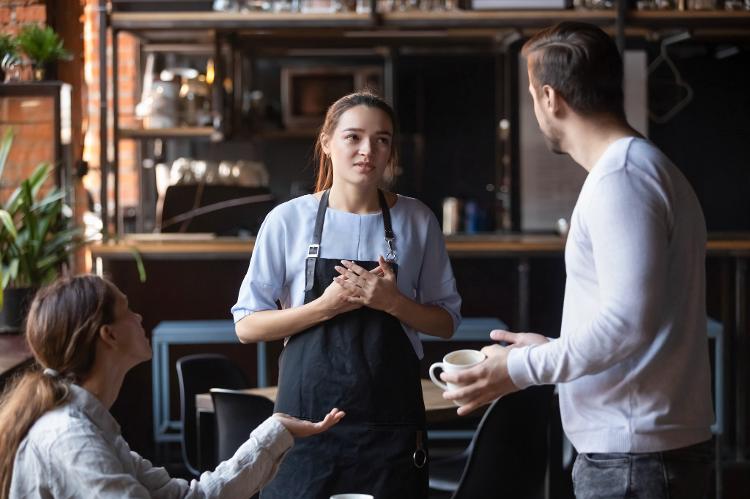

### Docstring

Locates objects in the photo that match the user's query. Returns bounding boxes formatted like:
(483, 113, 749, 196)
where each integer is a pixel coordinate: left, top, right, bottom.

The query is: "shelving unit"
(100, 2, 750, 236)
(119, 126, 222, 140)
(109, 9, 750, 33)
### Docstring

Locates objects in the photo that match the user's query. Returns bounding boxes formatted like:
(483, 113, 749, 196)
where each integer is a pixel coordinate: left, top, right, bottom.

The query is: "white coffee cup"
(330, 495, 374, 499)
(429, 349, 486, 406)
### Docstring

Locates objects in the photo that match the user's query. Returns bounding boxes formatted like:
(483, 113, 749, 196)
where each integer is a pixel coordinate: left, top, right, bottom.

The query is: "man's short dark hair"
(522, 22, 625, 119)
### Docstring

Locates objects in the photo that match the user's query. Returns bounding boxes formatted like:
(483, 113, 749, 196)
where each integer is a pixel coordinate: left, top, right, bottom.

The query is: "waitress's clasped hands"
(333, 256, 401, 313)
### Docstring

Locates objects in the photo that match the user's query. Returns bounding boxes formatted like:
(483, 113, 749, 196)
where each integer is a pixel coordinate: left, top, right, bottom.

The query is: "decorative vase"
(32, 65, 45, 81)
(0, 287, 38, 333)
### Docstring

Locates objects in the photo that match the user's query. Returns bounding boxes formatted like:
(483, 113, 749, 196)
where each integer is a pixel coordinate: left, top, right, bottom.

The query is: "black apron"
(261, 189, 428, 499)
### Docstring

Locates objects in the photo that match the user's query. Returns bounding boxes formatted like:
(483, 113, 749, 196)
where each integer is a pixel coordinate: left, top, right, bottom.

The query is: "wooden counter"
(89, 232, 750, 259)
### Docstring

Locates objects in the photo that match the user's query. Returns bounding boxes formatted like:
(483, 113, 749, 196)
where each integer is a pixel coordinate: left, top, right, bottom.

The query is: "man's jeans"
(572, 439, 714, 499)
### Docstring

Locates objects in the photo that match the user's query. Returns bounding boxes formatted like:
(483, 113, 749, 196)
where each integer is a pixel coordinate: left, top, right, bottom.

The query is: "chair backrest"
(160, 184, 275, 236)
(176, 354, 248, 476)
(453, 385, 555, 499)
(210, 389, 275, 463)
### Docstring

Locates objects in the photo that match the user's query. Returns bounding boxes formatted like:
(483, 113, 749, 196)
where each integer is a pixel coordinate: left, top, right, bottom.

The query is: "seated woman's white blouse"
(10, 384, 293, 498)
(231, 194, 462, 358)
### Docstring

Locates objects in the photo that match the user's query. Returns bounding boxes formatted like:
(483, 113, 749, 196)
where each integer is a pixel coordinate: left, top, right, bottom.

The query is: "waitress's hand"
(334, 257, 402, 313)
(273, 408, 345, 438)
(318, 279, 363, 317)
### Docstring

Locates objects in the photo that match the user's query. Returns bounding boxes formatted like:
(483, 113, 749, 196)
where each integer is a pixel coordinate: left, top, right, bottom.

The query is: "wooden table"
(195, 379, 468, 470)
(196, 379, 462, 424)
(154, 318, 501, 447)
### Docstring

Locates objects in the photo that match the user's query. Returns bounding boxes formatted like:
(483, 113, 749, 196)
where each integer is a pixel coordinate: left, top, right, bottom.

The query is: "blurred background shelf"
(110, 9, 750, 35)
(119, 127, 222, 141)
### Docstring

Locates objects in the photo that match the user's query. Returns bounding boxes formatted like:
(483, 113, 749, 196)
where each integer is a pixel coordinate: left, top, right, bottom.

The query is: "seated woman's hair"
(0, 274, 116, 498)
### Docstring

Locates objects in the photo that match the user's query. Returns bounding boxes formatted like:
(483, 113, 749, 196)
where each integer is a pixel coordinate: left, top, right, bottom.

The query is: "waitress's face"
(323, 105, 393, 189)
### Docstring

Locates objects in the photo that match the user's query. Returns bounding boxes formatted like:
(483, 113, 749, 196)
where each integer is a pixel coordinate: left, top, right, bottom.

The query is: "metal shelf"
(627, 9, 750, 29)
(118, 126, 223, 141)
(111, 11, 374, 31)
(381, 9, 615, 29)
(111, 9, 750, 35)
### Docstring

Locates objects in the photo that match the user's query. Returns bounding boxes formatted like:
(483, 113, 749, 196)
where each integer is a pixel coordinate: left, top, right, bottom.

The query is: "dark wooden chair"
(176, 354, 248, 476)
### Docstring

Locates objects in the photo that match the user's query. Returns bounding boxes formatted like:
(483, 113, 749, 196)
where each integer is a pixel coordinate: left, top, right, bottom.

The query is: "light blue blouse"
(231, 194, 462, 358)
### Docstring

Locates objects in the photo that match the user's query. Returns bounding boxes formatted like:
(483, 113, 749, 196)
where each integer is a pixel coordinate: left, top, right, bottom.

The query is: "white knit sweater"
(507, 137, 714, 453)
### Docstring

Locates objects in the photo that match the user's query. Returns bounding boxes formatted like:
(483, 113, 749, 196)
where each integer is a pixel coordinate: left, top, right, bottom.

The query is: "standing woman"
(232, 91, 461, 498)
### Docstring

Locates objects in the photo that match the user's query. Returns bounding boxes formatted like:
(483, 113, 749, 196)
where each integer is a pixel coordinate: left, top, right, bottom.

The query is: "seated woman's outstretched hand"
(272, 408, 345, 438)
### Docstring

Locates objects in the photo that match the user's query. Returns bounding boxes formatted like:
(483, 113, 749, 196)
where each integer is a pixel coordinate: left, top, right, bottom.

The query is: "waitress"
(232, 91, 461, 499)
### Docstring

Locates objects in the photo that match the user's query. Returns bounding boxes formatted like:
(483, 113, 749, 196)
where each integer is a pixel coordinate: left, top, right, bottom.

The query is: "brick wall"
(82, 0, 139, 213)
(1, 0, 138, 219)
(0, 0, 48, 203)
(0, 96, 56, 202)
(0, 0, 46, 35)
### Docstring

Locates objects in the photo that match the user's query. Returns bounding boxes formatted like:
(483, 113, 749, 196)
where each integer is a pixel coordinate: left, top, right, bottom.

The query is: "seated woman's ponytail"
(0, 275, 116, 499)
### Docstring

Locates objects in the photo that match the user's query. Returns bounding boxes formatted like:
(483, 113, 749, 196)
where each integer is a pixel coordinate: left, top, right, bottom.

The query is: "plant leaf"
(19, 180, 37, 239)
(0, 128, 13, 182)
(27, 163, 51, 199)
(38, 227, 82, 258)
(8, 258, 18, 284)
(1, 265, 9, 289)
(127, 245, 147, 283)
(34, 189, 65, 211)
(0, 128, 82, 291)
(17, 24, 70, 65)
(35, 254, 62, 273)
(0, 209, 16, 239)
(3, 183, 21, 213)
(34, 205, 55, 242)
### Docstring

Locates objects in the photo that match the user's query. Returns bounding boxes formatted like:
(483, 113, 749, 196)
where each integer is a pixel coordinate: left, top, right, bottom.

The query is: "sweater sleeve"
(507, 167, 670, 388)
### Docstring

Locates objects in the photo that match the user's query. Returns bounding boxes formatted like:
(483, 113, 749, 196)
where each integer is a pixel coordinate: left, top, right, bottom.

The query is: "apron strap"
(377, 190, 397, 262)
(305, 189, 330, 291)
(305, 189, 396, 291)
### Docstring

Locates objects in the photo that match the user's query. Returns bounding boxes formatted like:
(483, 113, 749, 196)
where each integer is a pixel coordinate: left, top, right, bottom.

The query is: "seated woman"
(0, 274, 344, 498)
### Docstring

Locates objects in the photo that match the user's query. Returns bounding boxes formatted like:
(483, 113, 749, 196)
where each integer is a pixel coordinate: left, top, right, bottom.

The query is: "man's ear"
(543, 85, 566, 118)
(98, 324, 118, 349)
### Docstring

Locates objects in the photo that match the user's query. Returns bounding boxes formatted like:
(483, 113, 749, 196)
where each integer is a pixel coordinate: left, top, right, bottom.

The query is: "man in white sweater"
(442, 22, 714, 498)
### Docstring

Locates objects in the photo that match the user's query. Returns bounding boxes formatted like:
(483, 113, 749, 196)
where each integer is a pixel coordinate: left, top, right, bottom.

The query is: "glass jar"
(584, 0, 614, 8)
(723, 0, 744, 9)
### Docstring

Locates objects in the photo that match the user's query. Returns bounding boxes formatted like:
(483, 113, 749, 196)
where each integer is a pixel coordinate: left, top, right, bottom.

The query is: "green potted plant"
(0, 129, 82, 332)
(16, 24, 71, 81)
